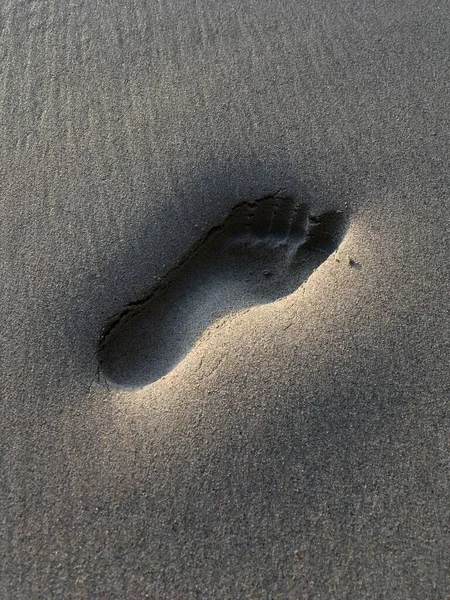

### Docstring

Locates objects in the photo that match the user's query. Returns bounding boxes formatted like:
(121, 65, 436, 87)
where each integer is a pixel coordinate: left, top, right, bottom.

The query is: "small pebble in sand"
(348, 258, 361, 269)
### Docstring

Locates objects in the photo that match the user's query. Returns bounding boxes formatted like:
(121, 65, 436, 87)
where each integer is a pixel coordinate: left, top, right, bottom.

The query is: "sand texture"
(1, 0, 449, 597)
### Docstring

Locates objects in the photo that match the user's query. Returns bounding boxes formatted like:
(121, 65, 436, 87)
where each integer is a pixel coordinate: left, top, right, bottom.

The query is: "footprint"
(98, 194, 348, 389)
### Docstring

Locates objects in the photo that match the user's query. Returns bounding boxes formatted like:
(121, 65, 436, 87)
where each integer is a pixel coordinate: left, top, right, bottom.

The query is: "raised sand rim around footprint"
(98, 194, 348, 389)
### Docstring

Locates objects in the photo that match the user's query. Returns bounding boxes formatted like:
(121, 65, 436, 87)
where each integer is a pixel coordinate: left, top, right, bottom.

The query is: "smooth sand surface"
(1, 1, 449, 597)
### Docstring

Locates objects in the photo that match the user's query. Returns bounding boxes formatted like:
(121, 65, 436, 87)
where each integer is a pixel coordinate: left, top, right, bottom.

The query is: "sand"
(1, 0, 449, 597)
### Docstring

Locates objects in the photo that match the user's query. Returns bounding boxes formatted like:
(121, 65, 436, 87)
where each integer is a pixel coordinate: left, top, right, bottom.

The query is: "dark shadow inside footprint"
(98, 194, 348, 389)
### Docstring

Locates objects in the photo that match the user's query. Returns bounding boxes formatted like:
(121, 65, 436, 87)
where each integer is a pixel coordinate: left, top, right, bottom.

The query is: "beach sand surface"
(1, 0, 449, 597)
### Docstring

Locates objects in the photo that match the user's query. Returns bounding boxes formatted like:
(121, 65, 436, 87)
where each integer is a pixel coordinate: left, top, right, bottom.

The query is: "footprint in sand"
(98, 194, 348, 389)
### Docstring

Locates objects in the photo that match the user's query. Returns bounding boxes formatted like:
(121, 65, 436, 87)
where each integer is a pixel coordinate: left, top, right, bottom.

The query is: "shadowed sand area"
(1, 0, 450, 598)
